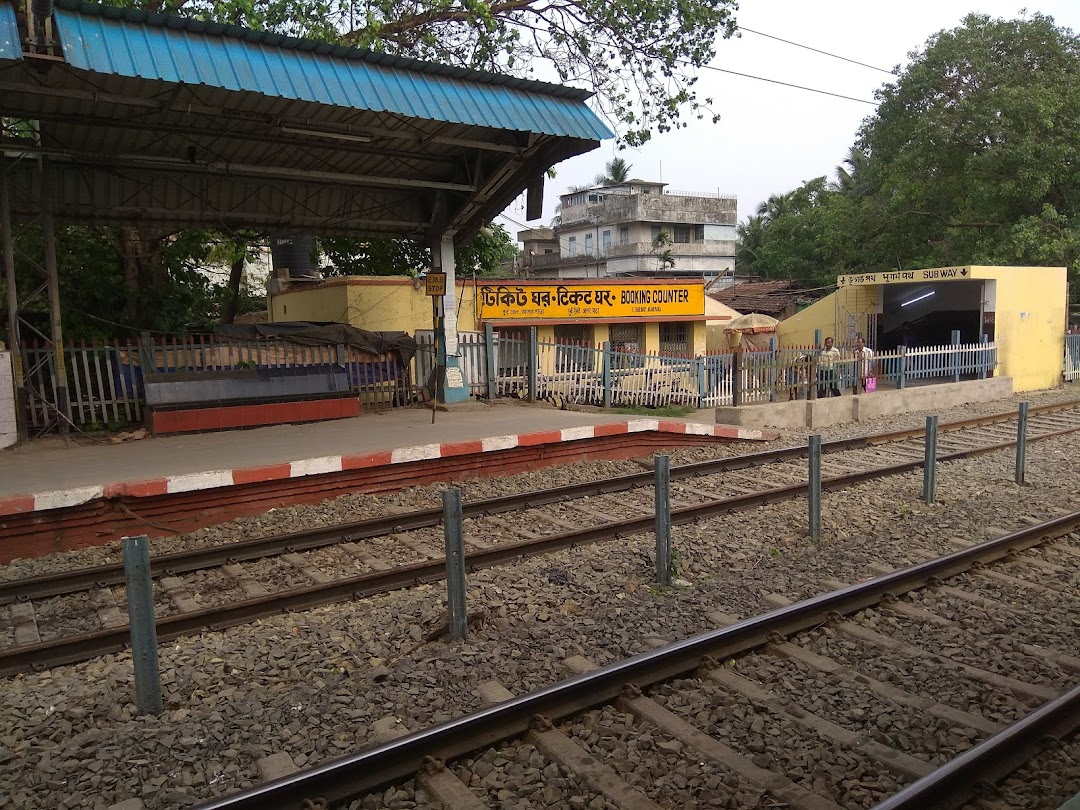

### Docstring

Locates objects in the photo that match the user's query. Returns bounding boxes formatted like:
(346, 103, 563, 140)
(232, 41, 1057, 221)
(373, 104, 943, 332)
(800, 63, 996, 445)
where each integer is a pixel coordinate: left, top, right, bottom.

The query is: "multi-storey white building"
(530, 180, 737, 282)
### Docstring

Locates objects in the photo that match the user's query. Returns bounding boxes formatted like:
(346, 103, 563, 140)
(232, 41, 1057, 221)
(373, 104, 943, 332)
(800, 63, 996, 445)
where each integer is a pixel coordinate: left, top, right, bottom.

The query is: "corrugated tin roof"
(0, 3, 21, 61)
(53, 1, 614, 141)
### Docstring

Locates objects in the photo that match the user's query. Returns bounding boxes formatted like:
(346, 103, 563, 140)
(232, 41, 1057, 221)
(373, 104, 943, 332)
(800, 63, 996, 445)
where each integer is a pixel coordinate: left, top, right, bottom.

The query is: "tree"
(743, 13, 1080, 300)
(594, 157, 633, 186)
(321, 222, 517, 277)
(856, 13, 1080, 286)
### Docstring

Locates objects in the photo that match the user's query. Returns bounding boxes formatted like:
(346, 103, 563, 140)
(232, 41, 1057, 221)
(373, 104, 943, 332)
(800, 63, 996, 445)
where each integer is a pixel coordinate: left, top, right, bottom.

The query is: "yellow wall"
(270, 281, 351, 324)
(973, 266, 1066, 391)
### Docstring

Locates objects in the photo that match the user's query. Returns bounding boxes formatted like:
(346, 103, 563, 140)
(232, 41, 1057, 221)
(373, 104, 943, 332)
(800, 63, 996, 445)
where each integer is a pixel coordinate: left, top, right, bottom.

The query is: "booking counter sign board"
(478, 283, 705, 320)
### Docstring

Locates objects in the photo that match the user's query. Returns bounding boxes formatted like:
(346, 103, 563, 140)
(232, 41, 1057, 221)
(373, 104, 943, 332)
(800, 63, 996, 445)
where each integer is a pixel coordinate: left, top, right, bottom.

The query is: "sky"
(498, 0, 1080, 240)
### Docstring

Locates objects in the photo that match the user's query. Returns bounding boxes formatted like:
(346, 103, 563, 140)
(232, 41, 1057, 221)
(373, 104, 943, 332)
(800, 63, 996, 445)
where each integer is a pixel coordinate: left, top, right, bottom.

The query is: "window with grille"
(619, 226, 629, 245)
(554, 324, 594, 372)
(602, 230, 612, 253)
(673, 225, 691, 244)
(659, 322, 689, 358)
(609, 323, 644, 368)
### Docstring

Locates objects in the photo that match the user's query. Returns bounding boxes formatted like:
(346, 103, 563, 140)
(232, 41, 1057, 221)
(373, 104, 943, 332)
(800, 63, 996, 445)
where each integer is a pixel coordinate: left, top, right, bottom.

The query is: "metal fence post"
(731, 349, 741, 407)
(484, 323, 497, 400)
(654, 454, 672, 587)
(602, 341, 612, 409)
(923, 415, 938, 504)
(898, 346, 907, 390)
(1015, 401, 1029, 485)
(768, 336, 778, 402)
(123, 535, 163, 715)
(696, 356, 706, 409)
(950, 330, 961, 383)
(527, 326, 538, 403)
(442, 489, 468, 640)
(979, 333, 988, 380)
(813, 329, 822, 350)
(808, 434, 822, 542)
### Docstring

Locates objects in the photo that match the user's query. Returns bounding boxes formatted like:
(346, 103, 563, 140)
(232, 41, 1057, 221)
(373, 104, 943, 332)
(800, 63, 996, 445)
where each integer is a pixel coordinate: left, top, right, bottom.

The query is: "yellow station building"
(776, 266, 1067, 392)
(270, 276, 718, 357)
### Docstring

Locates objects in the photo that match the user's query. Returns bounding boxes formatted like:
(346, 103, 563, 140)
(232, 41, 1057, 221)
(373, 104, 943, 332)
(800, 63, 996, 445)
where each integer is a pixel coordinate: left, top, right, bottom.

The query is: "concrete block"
(715, 399, 807, 430)
(716, 377, 1015, 431)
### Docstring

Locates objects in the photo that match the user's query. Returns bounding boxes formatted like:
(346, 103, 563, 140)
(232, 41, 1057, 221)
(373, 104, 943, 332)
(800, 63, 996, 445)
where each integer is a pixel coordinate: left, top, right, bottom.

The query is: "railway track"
(194, 511, 1080, 810)
(2, 401, 1080, 678)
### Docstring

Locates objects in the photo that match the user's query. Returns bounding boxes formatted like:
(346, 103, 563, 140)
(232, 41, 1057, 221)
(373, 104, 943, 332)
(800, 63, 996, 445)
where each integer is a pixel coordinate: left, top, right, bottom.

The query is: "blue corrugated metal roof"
(53, 3, 613, 141)
(0, 3, 21, 61)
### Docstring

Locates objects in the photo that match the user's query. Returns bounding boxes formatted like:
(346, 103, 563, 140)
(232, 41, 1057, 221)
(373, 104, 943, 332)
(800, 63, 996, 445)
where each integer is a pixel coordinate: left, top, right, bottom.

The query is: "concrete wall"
(270, 279, 351, 324)
(975, 266, 1066, 392)
(715, 377, 1014, 429)
(0, 352, 16, 449)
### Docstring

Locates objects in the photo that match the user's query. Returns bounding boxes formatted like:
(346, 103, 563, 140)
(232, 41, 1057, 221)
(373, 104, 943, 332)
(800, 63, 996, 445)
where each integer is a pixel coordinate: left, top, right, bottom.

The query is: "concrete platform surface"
(0, 404, 768, 515)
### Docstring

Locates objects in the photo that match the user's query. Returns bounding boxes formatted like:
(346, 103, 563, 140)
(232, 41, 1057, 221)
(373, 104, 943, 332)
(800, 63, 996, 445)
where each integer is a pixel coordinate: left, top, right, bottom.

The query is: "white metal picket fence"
(906, 341, 996, 380)
(1066, 335, 1080, 382)
(414, 330, 489, 396)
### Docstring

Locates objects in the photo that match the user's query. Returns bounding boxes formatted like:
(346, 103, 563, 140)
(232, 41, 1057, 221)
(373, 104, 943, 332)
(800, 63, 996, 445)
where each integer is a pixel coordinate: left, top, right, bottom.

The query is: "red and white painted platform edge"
(0, 420, 773, 517)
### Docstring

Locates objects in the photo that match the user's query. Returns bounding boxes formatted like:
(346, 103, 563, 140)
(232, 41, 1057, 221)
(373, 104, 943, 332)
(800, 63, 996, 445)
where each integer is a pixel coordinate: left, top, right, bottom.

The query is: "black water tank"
(271, 234, 318, 280)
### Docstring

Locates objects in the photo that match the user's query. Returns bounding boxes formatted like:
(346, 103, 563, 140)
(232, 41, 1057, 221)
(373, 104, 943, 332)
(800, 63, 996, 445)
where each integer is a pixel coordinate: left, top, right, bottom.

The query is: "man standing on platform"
(854, 335, 875, 393)
(818, 336, 842, 398)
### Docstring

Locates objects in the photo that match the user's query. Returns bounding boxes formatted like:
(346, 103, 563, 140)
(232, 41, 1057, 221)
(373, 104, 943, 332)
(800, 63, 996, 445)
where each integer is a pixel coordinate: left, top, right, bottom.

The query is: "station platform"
(0, 404, 772, 561)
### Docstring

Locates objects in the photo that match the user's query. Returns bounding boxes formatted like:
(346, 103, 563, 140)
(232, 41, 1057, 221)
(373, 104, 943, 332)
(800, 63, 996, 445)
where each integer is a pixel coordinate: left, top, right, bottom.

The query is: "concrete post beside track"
(1016, 401, 1029, 485)
(442, 489, 468, 640)
(923, 415, 938, 504)
(654, 455, 672, 587)
(122, 534, 162, 715)
(808, 435, 822, 542)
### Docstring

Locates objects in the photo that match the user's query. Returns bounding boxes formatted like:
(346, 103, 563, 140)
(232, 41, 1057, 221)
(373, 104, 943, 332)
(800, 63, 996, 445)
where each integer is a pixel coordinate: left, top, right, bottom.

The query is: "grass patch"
(609, 405, 697, 418)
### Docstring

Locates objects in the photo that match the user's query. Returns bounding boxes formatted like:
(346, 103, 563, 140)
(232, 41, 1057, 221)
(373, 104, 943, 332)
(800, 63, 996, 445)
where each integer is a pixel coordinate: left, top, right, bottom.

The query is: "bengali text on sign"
(838, 267, 971, 286)
(478, 283, 705, 320)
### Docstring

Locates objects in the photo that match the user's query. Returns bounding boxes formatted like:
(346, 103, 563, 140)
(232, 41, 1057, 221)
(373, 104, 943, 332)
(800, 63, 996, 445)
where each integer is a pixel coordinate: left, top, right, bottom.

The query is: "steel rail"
(192, 511, 1080, 809)
(872, 682, 1080, 810)
(2, 399, 1077, 605)
(3, 422, 1079, 678)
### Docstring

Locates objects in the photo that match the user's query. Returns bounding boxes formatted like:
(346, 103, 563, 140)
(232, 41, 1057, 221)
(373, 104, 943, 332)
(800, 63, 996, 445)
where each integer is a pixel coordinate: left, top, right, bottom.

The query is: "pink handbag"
(865, 376, 877, 393)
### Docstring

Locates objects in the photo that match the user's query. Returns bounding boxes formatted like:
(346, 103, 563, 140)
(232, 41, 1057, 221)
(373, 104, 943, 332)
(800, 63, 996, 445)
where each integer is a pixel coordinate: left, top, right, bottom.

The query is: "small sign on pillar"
(425, 272, 447, 297)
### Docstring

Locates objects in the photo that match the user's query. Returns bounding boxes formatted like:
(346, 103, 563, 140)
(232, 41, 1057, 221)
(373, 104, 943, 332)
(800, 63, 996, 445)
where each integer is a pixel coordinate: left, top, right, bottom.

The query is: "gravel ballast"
(1, 388, 1080, 808)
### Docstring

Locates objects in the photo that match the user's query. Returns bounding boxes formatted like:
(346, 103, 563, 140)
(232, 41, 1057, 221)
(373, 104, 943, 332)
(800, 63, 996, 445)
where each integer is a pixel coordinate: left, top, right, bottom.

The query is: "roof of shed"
(710, 279, 805, 316)
(53, 0, 611, 141)
(0, 2, 17, 60)
(0, 1, 609, 239)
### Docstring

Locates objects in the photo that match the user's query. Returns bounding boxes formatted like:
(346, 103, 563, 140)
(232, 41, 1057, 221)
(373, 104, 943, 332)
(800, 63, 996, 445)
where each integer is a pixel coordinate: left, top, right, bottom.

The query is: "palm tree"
(594, 157, 633, 187)
(830, 146, 872, 198)
(735, 215, 766, 274)
(755, 192, 791, 223)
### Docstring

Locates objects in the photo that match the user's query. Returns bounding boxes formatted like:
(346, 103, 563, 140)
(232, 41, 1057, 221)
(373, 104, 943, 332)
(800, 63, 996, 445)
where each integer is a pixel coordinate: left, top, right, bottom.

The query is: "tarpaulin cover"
(216, 322, 417, 366)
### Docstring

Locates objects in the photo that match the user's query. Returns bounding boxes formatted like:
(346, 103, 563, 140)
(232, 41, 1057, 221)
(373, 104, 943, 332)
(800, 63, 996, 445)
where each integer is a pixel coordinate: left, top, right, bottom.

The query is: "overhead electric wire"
(695, 62, 877, 104)
(738, 26, 894, 75)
